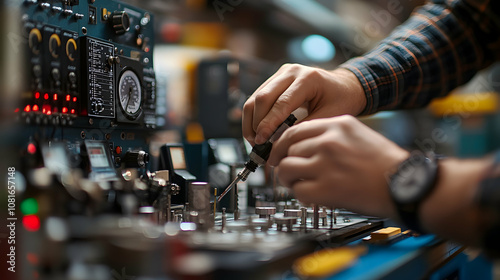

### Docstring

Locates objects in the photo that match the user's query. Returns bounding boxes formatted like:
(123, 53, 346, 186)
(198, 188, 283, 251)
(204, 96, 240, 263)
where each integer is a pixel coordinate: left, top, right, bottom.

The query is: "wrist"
(331, 68, 367, 116)
(419, 157, 494, 244)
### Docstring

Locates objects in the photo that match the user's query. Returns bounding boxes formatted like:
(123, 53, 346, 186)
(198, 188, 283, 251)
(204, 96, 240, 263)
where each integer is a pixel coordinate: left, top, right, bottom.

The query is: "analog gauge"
(118, 70, 142, 119)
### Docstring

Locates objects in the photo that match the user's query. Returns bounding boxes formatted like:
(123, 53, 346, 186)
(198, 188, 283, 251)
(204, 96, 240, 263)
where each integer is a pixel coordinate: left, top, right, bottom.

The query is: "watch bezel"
(389, 151, 439, 205)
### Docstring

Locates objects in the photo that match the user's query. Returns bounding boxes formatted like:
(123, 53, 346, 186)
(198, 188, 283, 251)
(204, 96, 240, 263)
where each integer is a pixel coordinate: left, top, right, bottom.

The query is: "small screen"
(170, 147, 186, 170)
(217, 143, 238, 164)
(88, 144, 111, 168)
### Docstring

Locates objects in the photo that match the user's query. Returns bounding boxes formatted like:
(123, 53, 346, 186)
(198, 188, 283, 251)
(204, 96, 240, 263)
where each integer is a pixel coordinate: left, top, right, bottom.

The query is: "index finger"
(268, 121, 327, 166)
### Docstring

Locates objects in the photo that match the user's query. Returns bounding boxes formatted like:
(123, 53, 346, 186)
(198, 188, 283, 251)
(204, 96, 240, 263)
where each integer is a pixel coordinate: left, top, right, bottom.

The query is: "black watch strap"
(390, 151, 439, 233)
(397, 204, 426, 233)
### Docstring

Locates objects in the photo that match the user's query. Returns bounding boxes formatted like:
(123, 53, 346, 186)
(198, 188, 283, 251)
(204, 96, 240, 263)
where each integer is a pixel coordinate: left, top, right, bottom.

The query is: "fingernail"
(255, 134, 265, 144)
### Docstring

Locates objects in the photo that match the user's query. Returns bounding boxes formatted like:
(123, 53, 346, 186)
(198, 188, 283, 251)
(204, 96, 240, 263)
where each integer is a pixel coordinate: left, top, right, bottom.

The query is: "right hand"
(242, 64, 366, 145)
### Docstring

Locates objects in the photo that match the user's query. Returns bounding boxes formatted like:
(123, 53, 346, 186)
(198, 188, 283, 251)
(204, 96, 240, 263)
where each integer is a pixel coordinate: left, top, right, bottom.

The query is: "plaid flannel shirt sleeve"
(341, 0, 500, 115)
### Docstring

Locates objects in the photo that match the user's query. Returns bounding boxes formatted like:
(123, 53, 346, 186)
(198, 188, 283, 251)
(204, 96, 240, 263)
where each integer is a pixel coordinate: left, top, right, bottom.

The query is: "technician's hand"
(268, 115, 409, 219)
(243, 64, 366, 146)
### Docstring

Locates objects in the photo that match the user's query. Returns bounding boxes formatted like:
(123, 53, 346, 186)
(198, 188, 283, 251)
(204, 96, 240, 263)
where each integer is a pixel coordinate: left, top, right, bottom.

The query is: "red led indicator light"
(115, 146, 122, 154)
(70, 109, 76, 114)
(26, 253, 39, 265)
(22, 215, 40, 232)
(15, 108, 20, 113)
(73, 97, 77, 102)
(62, 107, 68, 114)
(53, 94, 58, 101)
(44, 93, 49, 100)
(24, 105, 31, 112)
(35, 92, 40, 99)
(46, 111, 52, 115)
(33, 105, 39, 111)
(27, 143, 37, 154)
(66, 95, 71, 102)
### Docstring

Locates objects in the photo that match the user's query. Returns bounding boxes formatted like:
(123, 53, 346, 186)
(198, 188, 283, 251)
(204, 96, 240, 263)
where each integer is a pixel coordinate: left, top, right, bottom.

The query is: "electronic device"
(208, 138, 245, 166)
(82, 140, 118, 181)
(159, 143, 197, 205)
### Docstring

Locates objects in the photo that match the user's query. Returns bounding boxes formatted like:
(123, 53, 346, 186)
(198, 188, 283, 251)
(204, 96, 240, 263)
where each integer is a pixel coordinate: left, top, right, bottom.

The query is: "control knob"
(111, 11, 130, 35)
(123, 150, 149, 167)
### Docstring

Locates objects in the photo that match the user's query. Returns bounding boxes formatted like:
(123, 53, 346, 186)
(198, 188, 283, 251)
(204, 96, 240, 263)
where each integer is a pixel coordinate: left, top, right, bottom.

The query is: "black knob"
(123, 150, 149, 167)
(111, 11, 130, 35)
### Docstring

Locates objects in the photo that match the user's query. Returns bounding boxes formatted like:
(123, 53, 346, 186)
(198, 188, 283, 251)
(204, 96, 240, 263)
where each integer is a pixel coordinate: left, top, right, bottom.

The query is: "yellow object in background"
(185, 122, 205, 143)
(182, 23, 228, 49)
(429, 92, 499, 116)
(293, 246, 367, 278)
(370, 227, 402, 241)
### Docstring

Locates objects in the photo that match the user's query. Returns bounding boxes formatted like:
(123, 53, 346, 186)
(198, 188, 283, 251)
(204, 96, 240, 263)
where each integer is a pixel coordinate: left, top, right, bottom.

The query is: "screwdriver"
(217, 114, 298, 203)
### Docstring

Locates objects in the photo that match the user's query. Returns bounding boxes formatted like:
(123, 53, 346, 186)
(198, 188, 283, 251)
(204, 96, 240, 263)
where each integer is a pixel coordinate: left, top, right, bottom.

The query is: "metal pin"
(321, 207, 327, 226)
(313, 205, 319, 229)
(221, 207, 227, 232)
(301, 207, 307, 228)
(214, 188, 217, 224)
(330, 207, 334, 229)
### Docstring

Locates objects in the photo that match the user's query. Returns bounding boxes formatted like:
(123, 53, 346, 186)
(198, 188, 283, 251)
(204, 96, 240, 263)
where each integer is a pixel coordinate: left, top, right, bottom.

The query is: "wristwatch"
(388, 151, 439, 233)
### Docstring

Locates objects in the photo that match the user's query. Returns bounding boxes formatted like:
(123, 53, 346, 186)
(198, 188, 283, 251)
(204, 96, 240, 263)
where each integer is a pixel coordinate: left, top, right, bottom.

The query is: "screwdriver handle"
(251, 114, 297, 163)
(267, 114, 297, 144)
(218, 114, 298, 203)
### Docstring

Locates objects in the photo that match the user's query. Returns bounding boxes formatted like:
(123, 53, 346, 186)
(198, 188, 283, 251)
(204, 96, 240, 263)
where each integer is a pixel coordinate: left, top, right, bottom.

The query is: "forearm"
(418, 156, 494, 246)
(341, 0, 500, 115)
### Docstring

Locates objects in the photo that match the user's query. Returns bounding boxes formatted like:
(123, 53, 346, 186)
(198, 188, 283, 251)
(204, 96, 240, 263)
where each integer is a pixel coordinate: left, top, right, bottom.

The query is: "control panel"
(17, 0, 158, 178)
(21, 0, 156, 129)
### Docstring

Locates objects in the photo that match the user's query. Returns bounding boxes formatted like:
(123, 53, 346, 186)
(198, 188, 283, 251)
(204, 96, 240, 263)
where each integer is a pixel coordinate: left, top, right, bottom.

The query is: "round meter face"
(118, 70, 142, 118)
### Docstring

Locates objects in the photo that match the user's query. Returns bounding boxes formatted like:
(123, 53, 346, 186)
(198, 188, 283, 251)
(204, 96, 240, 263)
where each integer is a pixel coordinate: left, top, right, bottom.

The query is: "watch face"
(390, 157, 436, 204)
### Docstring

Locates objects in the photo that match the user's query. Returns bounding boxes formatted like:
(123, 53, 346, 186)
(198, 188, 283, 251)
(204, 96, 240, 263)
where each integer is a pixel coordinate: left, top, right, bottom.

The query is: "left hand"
(268, 115, 409, 218)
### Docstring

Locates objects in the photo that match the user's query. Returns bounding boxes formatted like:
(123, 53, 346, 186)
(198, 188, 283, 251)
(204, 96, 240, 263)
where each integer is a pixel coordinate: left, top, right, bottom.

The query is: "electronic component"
(188, 182, 213, 230)
(208, 138, 244, 165)
(83, 37, 115, 118)
(118, 70, 142, 117)
(159, 144, 197, 205)
(82, 140, 117, 181)
(115, 55, 145, 123)
(370, 227, 402, 241)
(218, 114, 297, 202)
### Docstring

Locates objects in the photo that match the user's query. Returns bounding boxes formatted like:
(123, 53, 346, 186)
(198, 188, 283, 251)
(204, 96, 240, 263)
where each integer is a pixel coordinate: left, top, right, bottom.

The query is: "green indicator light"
(20, 198, 38, 215)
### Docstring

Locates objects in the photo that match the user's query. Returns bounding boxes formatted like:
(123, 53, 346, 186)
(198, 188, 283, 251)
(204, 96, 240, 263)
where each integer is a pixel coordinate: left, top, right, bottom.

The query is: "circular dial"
(29, 28, 42, 55)
(389, 153, 437, 205)
(390, 163, 429, 204)
(66, 38, 77, 61)
(118, 70, 142, 118)
(49, 34, 61, 58)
